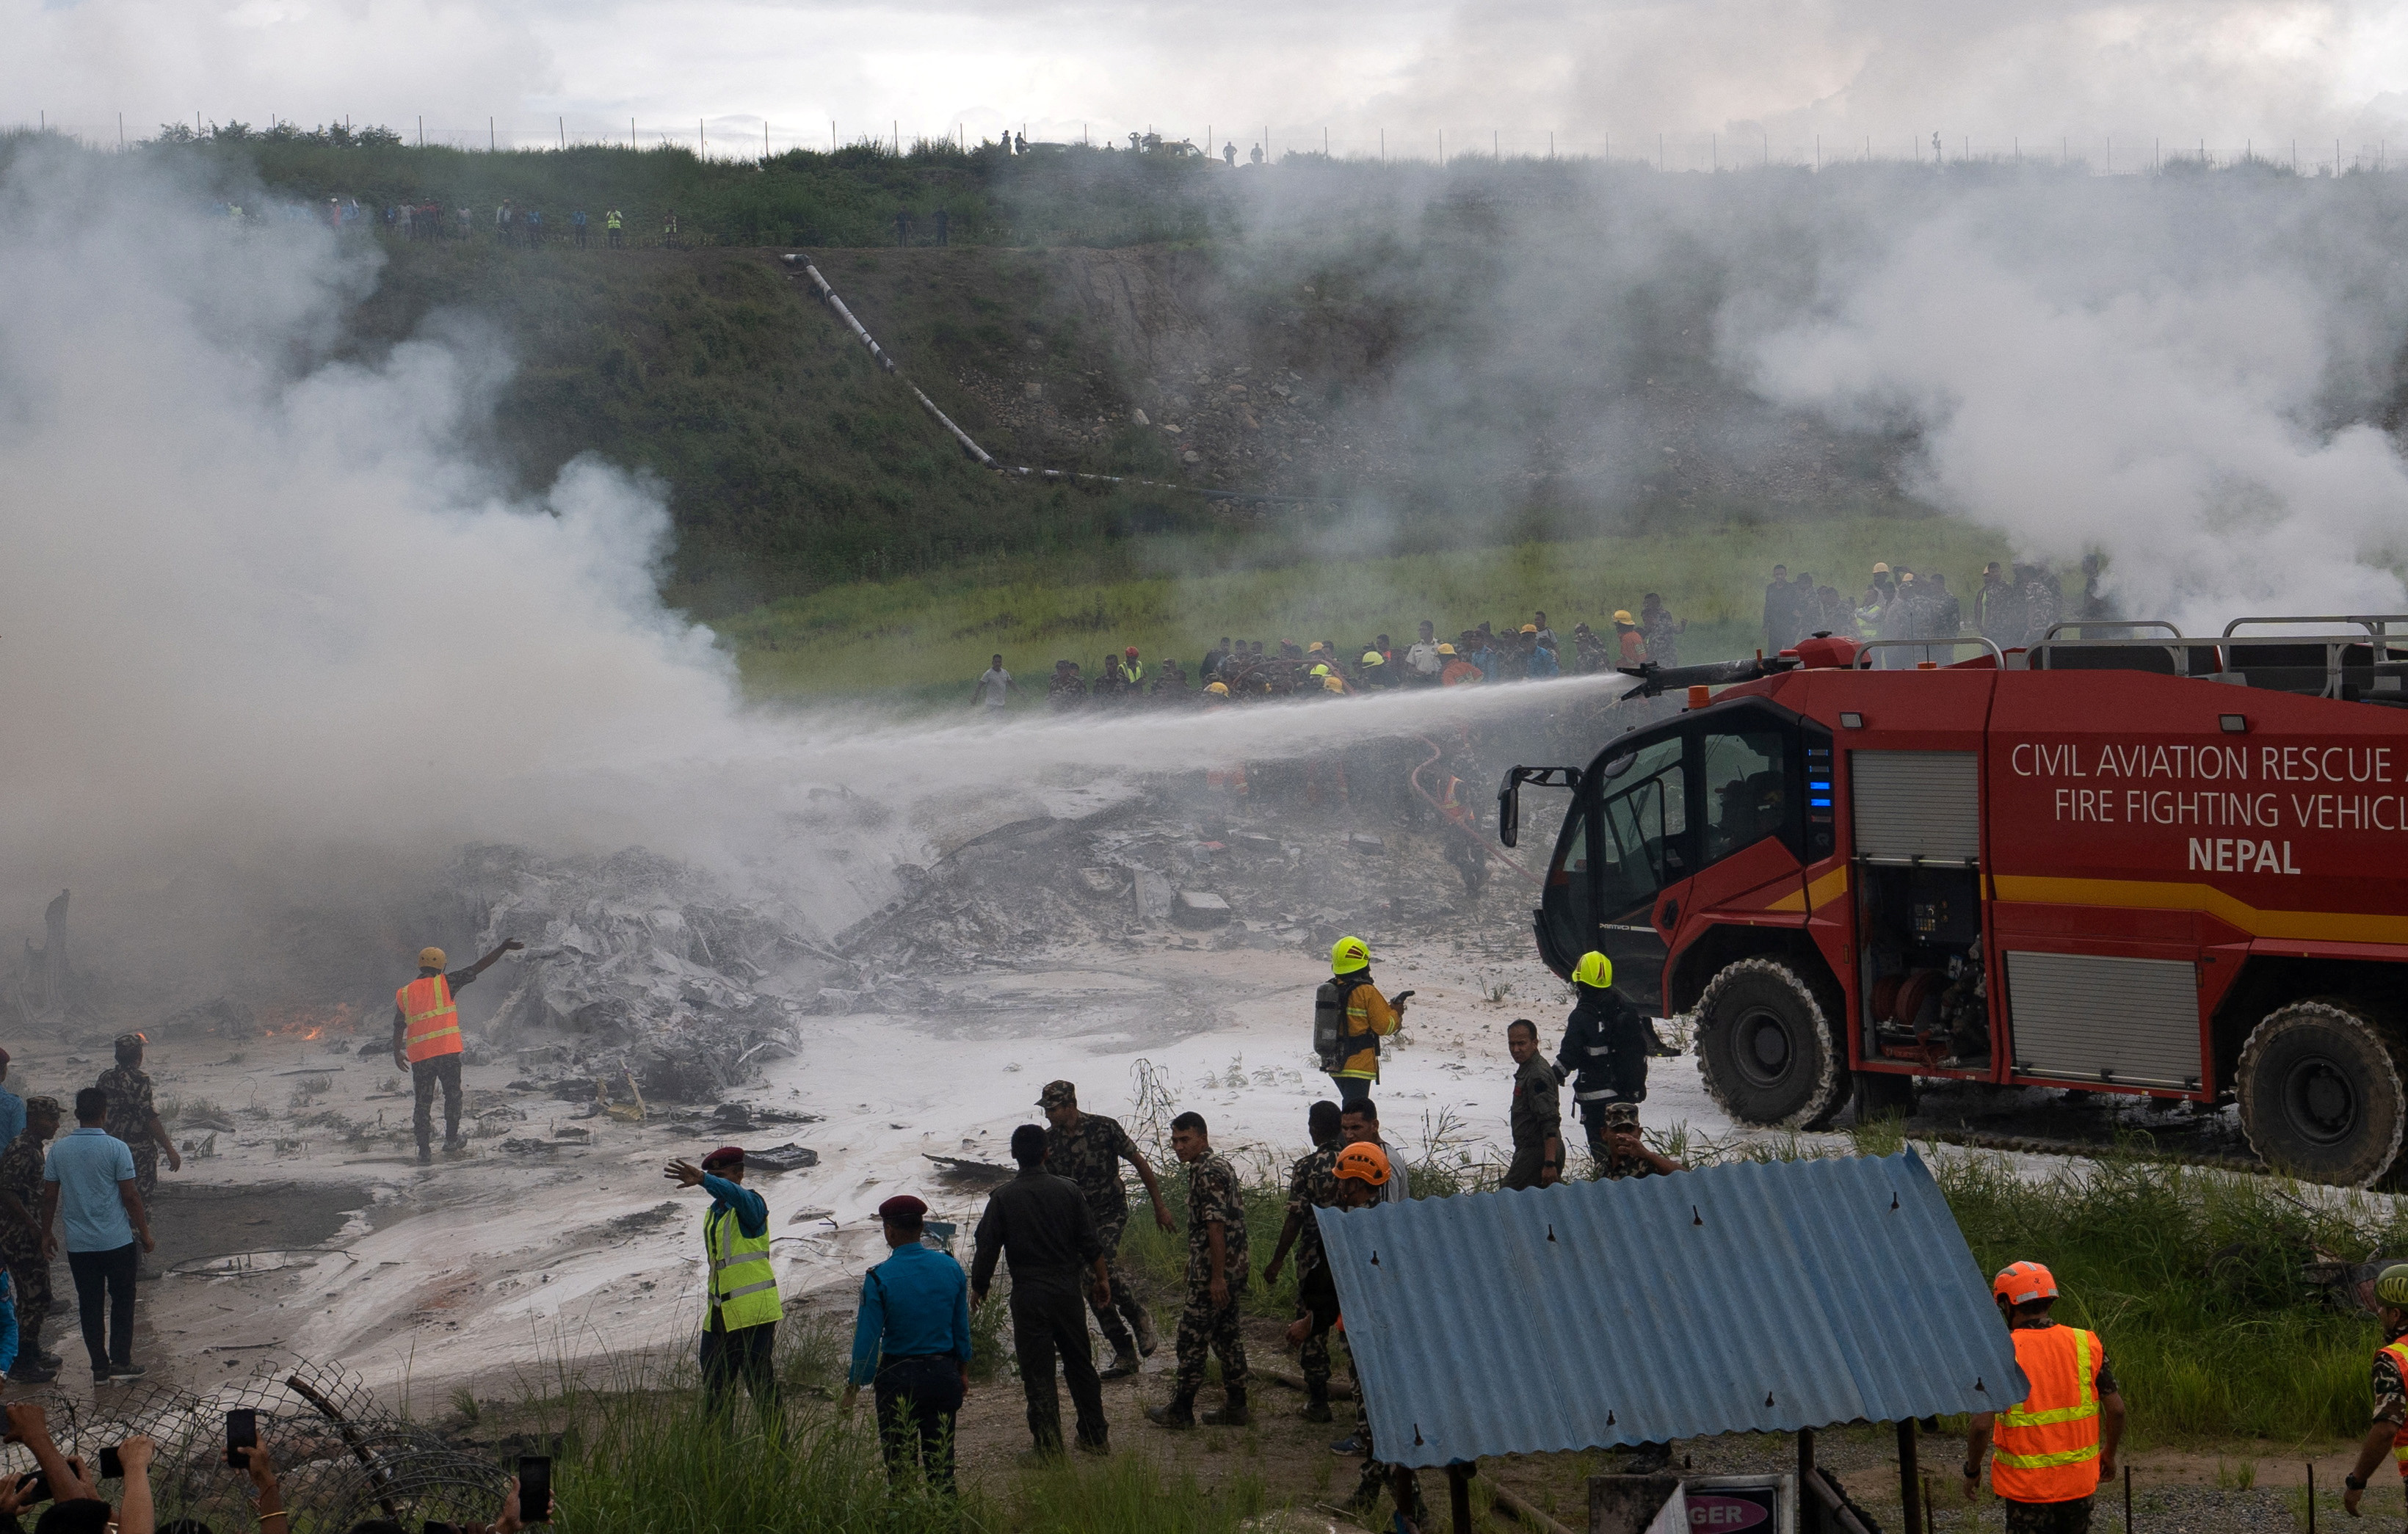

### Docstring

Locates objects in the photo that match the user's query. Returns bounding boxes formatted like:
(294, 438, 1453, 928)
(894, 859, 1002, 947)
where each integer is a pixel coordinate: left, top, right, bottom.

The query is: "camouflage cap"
(1600, 1102, 1640, 1128)
(21, 1097, 58, 1119)
(112, 1031, 146, 1054)
(1037, 1080, 1078, 1110)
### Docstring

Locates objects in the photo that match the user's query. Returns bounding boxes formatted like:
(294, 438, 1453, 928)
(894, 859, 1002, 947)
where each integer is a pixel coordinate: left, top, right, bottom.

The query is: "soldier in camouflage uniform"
(1260, 1100, 1343, 1420)
(98, 1034, 179, 1202)
(1039, 1080, 1173, 1378)
(1146, 1112, 1250, 1429)
(0, 1097, 62, 1380)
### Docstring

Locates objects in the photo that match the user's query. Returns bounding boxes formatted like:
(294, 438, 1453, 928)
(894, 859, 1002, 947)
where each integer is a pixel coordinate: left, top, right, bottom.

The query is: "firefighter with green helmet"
(1554, 952, 1653, 1170)
(667, 1147, 783, 1422)
(2345, 1262, 2408, 1514)
(1314, 937, 1410, 1112)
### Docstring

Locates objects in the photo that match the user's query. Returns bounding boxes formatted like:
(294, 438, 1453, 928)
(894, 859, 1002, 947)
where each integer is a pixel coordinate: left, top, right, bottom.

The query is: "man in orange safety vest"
(2343, 1262, 2408, 1516)
(1962, 1260, 2125, 1533)
(391, 941, 523, 1163)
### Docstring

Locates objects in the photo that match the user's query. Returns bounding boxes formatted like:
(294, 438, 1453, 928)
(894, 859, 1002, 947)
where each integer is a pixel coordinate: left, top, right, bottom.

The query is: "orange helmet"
(1125, 646, 1139, 658)
(1992, 1261, 2058, 1306)
(1334, 1143, 1391, 1187)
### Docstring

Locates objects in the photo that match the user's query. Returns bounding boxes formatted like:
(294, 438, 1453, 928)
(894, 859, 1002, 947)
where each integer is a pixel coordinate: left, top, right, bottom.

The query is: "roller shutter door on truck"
(1849, 751, 1980, 863)
(2005, 952, 2201, 1091)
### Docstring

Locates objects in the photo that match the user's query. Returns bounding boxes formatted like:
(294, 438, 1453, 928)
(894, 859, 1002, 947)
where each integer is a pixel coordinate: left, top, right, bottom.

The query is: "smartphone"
(516, 1456, 551, 1524)
(98, 1445, 123, 1482)
(15, 1472, 48, 1505)
(226, 1409, 258, 1470)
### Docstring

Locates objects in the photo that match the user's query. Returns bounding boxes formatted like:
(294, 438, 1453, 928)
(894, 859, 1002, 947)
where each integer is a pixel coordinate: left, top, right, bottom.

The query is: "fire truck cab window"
(1702, 730, 1791, 863)
(1594, 736, 1688, 915)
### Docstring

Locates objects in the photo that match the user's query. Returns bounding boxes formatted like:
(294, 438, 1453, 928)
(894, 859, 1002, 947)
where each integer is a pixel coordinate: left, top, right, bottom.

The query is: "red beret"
(877, 1195, 928, 1221)
(700, 1146, 744, 1170)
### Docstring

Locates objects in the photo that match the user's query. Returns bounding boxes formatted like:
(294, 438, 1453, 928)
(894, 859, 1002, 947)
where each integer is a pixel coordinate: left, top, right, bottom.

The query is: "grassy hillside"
(727, 512, 2007, 699)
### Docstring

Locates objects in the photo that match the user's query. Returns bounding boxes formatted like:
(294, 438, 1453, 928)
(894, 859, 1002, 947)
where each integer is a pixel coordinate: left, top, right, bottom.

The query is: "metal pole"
(2122, 1463, 2132, 1531)
(2306, 1460, 2315, 1534)
(559, 116, 565, 150)
(1799, 1428, 1818, 1534)
(1447, 1462, 1474, 1534)
(1896, 1420, 1921, 1534)
(489, 116, 495, 151)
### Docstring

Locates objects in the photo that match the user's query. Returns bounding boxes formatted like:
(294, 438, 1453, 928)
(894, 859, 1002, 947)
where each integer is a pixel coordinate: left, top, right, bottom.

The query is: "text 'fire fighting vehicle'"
(1500, 618, 2408, 1187)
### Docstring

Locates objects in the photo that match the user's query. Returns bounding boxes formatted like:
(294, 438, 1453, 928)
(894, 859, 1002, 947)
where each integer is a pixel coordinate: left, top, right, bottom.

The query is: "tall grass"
(726, 512, 2007, 697)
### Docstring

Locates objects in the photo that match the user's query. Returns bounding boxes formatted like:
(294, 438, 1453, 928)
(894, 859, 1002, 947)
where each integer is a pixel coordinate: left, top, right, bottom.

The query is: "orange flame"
(255, 1003, 357, 1041)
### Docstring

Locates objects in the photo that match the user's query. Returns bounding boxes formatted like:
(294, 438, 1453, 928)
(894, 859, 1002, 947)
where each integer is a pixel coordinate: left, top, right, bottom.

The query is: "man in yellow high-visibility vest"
(391, 942, 521, 1165)
(668, 1147, 783, 1423)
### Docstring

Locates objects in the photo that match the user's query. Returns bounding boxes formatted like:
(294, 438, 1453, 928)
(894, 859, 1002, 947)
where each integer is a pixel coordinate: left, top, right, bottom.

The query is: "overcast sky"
(9, 0, 2408, 164)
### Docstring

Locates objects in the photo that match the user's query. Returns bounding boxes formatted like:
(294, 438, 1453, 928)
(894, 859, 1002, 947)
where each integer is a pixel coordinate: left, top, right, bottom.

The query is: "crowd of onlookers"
(217, 197, 650, 248)
(1762, 556, 2108, 660)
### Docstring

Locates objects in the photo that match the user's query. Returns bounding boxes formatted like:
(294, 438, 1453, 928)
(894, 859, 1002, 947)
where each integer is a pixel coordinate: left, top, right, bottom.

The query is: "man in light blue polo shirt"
(40, 1087, 152, 1384)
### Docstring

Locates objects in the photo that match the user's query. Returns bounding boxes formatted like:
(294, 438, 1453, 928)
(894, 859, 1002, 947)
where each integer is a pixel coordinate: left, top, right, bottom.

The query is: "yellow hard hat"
(2378, 1264, 2408, 1309)
(1361, 650, 1383, 666)
(1872, 562, 1891, 574)
(1310, 664, 1330, 677)
(1332, 936, 1371, 974)
(1436, 643, 1457, 655)
(1307, 641, 1327, 653)
(1520, 624, 1538, 634)
(1612, 610, 1635, 625)
(1322, 675, 1348, 693)
(1573, 951, 1613, 989)
(418, 947, 447, 970)
(1205, 681, 1230, 696)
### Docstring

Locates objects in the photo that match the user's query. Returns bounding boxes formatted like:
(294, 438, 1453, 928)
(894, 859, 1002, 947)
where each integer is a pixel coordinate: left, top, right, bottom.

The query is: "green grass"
(725, 512, 2007, 697)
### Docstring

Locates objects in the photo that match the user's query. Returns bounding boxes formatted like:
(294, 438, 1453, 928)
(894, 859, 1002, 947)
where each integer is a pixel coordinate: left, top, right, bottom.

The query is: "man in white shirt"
(971, 655, 1019, 712)
(1403, 621, 1443, 686)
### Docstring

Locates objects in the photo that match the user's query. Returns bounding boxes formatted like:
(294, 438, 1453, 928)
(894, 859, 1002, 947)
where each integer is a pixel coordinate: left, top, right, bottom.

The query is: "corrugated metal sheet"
(2006, 950, 2203, 1089)
(1850, 750, 1981, 862)
(1311, 1149, 2023, 1468)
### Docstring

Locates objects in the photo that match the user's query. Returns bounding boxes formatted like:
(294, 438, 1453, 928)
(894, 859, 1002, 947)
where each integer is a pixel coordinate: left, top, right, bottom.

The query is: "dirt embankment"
(802, 242, 1907, 514)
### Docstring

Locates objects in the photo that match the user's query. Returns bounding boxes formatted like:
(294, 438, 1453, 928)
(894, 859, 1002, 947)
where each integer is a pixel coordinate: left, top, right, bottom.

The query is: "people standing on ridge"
(666, 1147, 783, 1421)
(1224, 142, 1237, 166)
(571, 208, 587, 247)
(393, 940, 523, 1163)
(606, 207, 624, 247)
(43, 1086, 152, 1384)
(971, 1124, 1114, 1457)
(844, 1194, 971, 1491)
(2344, 1263, 2408, 1516)
(1404, 620, 1442, 686)
(1318, 937, 1407, 1111)
(1555, 952, 1651, 1168)
(1047, 659, 1087, 710)
(1503, 1021, 1563, 1191)
(0, 1097, 61, 1381)
(1147, 1112, 1251, 1429)
(972, 653, 1019, 712)
(1039, 1080, 1171, 1381)
(1261, 1099, 1344, 1422)
(1965, 1261, 2123, 1528)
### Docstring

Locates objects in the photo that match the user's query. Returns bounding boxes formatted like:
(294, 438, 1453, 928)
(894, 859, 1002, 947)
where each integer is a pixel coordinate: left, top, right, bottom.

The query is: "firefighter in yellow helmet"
(1965, 1261, 2124, 1526)
(1552, 953, 1653, 1170)
(392, 939, 523, 1163)
(2346, 1262, 2408, 1515)
(1321, 938, 1409, 1112)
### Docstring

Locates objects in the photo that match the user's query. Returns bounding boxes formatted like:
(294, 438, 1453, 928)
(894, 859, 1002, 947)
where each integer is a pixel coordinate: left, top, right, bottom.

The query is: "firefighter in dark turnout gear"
(1555, 952, 1654, 1170)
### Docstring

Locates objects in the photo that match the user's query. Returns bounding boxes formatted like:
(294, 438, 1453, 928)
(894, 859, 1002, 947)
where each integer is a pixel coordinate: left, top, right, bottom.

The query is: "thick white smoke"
(1741, 172, 2408, 625)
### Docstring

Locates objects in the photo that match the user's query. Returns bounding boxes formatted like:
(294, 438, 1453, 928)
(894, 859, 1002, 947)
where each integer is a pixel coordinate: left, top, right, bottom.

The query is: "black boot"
(12, 1317, 56, 1383)
(1203, 1384, 1249, 1426)
(1302, 1381, 1333, 1423)
(26, 1314, 59, 1370)
(1145, 1391, 1196, 1429)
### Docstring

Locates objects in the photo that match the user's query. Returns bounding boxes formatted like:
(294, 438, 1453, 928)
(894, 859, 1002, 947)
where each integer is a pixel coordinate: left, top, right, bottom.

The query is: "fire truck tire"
(2237, 999, 2408, 1188)
(1694, 956, 1848, 1130)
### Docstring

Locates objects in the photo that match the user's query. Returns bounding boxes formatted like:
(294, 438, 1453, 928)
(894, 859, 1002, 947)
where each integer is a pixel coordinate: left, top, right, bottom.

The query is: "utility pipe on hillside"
(790, 258, 896, 372)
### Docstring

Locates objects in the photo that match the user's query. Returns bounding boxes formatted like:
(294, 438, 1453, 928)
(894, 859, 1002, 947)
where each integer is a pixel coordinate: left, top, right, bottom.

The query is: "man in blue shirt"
(665, 1148, 780, 1421)
(0, 1049, 25, 1150)
(844, 1195, 971, 1491)
(40, 1088, 150, 1384)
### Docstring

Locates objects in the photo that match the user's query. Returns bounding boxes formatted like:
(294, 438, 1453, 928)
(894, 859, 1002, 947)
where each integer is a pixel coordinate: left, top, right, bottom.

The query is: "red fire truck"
(1499, 620, 2408, 1186)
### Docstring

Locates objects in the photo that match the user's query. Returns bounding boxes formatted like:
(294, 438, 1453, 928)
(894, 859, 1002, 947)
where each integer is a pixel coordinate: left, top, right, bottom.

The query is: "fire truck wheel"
(2238, 999, 2408, 1188)
(1694, 956, 1848, 1130)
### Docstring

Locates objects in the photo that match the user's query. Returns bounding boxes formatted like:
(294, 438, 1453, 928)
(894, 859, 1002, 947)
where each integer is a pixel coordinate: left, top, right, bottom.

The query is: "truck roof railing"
(1850, 636, 2008, 668)
(2027, 614, 2408, 700)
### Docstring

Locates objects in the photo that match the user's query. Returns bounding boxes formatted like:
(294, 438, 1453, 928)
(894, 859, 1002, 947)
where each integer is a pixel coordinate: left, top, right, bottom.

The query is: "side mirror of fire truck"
(1495, 766, 1583, 849)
